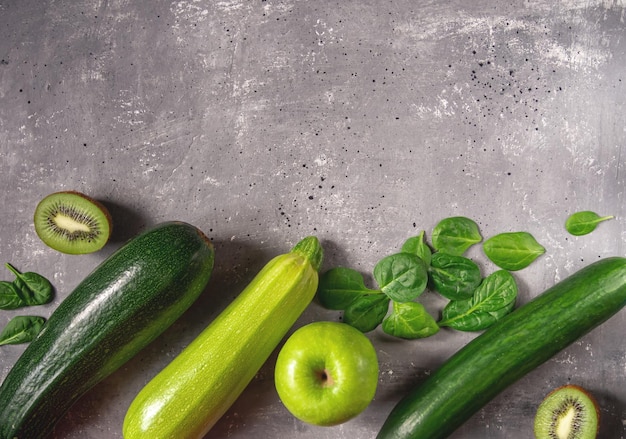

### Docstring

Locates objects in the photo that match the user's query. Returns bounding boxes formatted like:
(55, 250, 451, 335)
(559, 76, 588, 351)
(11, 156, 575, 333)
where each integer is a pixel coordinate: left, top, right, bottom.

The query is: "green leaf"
(374, 253, 428, 302)
(483, 232, 545, 271)
(0, 281, 26, 310)
(401, 231, 432, 265)
(0, 315, 46, 346)
(382, 301, 439, 339)
(429, 253, 482, 300)
(439, 270, 518, 331)
(431, 216, 482, 256)
(317, 267, 379, 310)
(5, 263, 54, 306)
(343, 294, 390, 332)
(565, 211, 613, 236)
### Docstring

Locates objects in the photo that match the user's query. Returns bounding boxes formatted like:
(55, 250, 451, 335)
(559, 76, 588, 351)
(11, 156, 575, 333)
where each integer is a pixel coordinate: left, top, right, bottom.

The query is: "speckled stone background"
(1, 1, 625, 438)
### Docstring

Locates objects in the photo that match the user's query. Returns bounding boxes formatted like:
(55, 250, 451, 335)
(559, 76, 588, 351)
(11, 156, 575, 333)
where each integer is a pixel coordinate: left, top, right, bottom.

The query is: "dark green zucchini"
(377, 256, 626, 439)
(0, 221, 215, 439)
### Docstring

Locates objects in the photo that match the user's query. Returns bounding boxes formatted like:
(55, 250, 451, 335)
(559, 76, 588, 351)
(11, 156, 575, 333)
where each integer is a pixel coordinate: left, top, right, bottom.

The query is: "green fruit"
(0, 221, 215, 439)
(377, 257, 626, 439)
(274, 321, 379, 426)
(534, 385, 599, 439)
(123, 236, 323, 439)
(34, 190, 112, 254)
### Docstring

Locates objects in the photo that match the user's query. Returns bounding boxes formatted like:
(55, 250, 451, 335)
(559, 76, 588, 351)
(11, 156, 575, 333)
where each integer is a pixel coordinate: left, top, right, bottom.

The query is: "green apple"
(274, 321, 379, 426)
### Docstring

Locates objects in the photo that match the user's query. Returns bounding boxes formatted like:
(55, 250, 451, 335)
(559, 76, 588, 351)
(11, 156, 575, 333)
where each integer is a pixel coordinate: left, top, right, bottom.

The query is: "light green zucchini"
(123, 236, 323, 439)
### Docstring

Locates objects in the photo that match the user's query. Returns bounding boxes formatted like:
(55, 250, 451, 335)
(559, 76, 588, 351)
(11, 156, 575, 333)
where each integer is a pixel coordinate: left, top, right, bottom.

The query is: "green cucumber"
(123, 236, 323, 439)
(0, 221, 215, 439)
(377, 256, 626, 439)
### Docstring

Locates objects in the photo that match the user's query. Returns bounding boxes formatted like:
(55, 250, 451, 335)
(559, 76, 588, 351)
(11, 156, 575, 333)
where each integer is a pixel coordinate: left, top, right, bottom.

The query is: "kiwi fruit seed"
(533, 384, 599, 439)
(34, 191, 112, 255)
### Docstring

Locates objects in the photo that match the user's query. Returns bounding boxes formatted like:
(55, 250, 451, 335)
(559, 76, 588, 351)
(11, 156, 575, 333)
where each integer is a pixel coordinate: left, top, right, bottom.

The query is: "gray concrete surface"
(1, 0, 625, 438)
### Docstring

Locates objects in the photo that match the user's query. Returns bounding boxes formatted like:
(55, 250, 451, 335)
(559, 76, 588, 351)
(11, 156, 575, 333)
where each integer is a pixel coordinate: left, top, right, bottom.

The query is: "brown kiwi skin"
(535, 384, 600, 439)
(35, 190, 113, 254)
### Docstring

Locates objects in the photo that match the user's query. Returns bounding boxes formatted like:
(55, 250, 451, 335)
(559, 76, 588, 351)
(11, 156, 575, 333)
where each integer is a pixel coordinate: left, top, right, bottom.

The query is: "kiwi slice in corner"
(534, 384, 600, 439)
(34, 190, 112, 255)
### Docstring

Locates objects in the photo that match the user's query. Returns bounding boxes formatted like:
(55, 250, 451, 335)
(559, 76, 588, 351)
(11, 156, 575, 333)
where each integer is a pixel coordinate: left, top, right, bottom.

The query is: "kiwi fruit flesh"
(34, 191, 112, 255)
(534, 384, 599, 439)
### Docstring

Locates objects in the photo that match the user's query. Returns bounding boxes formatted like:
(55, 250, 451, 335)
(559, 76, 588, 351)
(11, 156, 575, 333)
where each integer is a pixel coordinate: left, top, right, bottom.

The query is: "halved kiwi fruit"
(34, 191, 112, 255)
(534, 384, 600, 439)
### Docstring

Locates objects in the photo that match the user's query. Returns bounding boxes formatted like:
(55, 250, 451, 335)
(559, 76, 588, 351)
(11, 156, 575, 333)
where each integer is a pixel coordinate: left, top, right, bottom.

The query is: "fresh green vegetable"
(0, 264, 53, 309)
(565, 211, 614, 236)
(317, 267, 379, 310)
(438, 270, 517, 331)
(316, 230, 489, 339)
(0, 221, 215, 439)
(123, 236, 323, 439)
(377, 257, 626, 439)
(4, 263, 53, 307)
(431, 216, 482, 255)
(316, 267, 391, 334)
(382, 301, 439, 339)
(374, 252, 428, 302)
(0, 316, 46, 346)
(483, 231, 545, 271)
(317, 218, 542, 339)
(401, 230, 432, 265)
(317, 251, 433, 338)
(428, 253, 482, 300)
(319, 253, 429, 308)
(344, 293, 390, 332)
(0, 282, 24, 310)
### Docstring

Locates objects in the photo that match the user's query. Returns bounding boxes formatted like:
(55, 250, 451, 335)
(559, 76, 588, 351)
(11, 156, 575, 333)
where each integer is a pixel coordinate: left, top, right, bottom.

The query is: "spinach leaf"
(0, 315, 46, 346)
(565, 211, 613, 236)
(401, 231, 432, 266)
(483, 232, 545, 271)
(0, 281, 25, 310)
(382, 301, 439, 339)
(428, 253, 482, 300)
(438, 270, 517, 331)
(317, 267, 379, 310)
(431, 216, 482, 256)
(343, 294, 390, 333)
(5, 263, 53, 306)
(374, 253, 428, 302)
